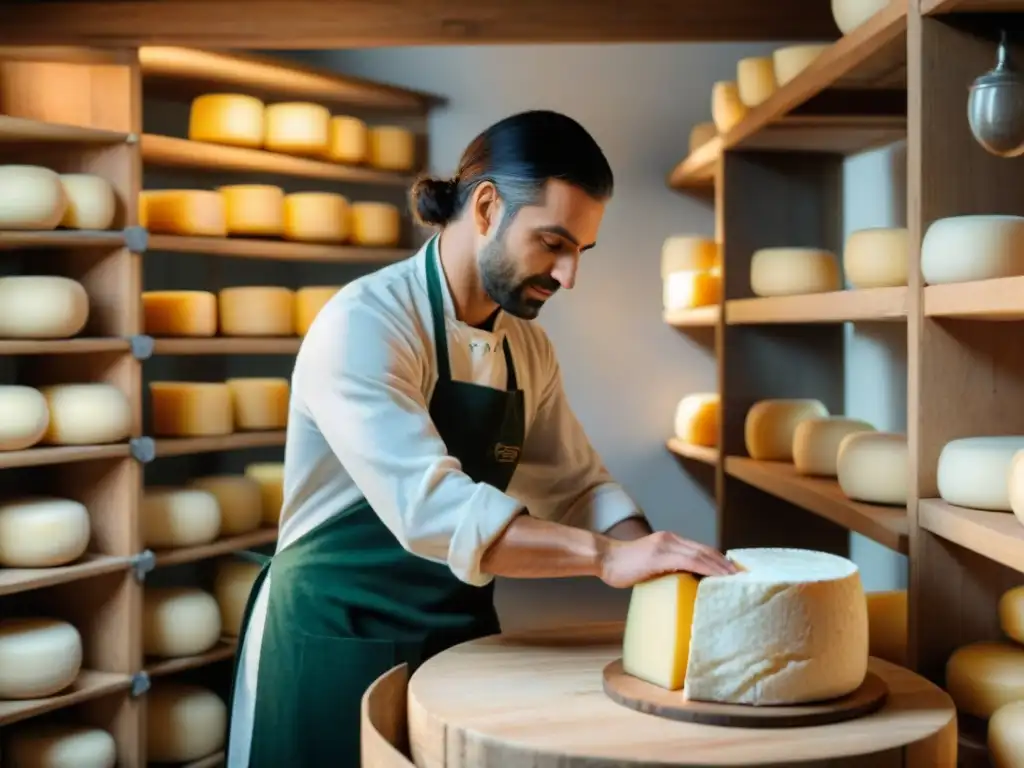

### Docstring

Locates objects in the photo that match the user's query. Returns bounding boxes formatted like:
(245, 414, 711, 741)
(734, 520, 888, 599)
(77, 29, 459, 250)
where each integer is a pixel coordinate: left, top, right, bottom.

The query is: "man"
(225, 109, 736, 766)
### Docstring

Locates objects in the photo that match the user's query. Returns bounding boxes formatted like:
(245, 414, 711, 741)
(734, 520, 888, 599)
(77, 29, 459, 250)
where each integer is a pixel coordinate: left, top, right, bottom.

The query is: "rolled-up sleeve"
(297, 297, 524, 586)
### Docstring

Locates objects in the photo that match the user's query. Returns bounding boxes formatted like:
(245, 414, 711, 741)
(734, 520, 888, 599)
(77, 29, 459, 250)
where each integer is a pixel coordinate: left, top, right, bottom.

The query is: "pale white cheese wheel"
(245, 462, 284, 525)
(226, 377, 289, 430)
(58, 174, 117, 230)
(350, 202, 400, 247)
(0, 276, 89, 339)
(141, 487, 221, 549)
(673, 393, 719, 447)
(39, 384, 132, 446)
(0, 497, 91, 568)
(189, 475, 263, 536)
(946, 641, 1024, 718)
(146, 682, 227, 762)
(836, 431, 908, 506)
(0, 165, 67, 230)
(832, 0, 891, 34)
(0, 385, 49, 451)
(744, 399, 829, 461)
(999, 584, 1024, 645)
(218, 184, 285, 237)
(843, 227, 909, 288)
(750, 247, 840, 297)
(688, 122, 718, 154)
(142, 586, 222, 658)
(921, 215, 1024, 285)
(0, 617, 82, 699)
(3, 723, 117, 768)
(368, 125, 416, 171)
(937, 436, 1024, 511)
(711, 81, 747, 133)
(736, 56, 776, 107)
(661, 236, 720, 276)
(263, 102, 330, 156)
(773, 44, 830, 86)
(188, 93, 265, 148)
(218, 286, 295, 336)
(990, 700, 1024, 768)
(1010, 450, 1024, 530)
(283, 192, 350, 243)
(327, 115, 368, 164)
(214, 557, 263, 636)
(793, 417, 876, 477)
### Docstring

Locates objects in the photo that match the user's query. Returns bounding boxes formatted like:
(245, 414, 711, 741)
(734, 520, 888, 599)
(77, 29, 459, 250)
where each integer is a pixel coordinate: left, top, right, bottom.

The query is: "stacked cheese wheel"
(187, 93, 417, 171)
(0, 275, 91, 340)
(147, 680, 227, 763)
(1, 722, 118, 767)
(921, 214, 1024, 286)
(0, 383, 131, 453)
(149, 378, 289, 436)
(934, 435, 1024, 532)
(0, 616, 85, 700)
(0, 166, 118, 231)
(660, 236, 721, 312)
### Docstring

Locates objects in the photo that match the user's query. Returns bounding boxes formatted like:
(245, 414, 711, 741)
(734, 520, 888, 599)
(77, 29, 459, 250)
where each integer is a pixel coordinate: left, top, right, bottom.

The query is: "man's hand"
(598, 530, 738, 588)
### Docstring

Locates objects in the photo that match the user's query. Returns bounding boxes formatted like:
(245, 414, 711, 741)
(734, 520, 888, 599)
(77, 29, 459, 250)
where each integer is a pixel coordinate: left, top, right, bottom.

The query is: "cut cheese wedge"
(622, 572, 700, 689)
(140, 190, 227, 237)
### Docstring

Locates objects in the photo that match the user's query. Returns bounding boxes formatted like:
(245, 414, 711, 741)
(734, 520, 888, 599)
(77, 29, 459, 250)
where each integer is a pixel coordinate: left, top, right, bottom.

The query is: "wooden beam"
(0, 0, 840, 47)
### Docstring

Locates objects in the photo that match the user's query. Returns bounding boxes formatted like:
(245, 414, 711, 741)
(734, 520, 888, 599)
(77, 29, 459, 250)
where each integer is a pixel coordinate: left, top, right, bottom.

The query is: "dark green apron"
(225, 236, 525, 765)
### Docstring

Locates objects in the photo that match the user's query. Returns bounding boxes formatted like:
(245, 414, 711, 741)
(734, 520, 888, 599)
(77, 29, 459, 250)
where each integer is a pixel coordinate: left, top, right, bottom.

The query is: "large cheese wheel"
(0, 617, 82, 699)
(142, 290, 218, 337)
(188, 93, 265, 148)
(773, 44, 830, 86)
(263, 102, 330, 156)
(750, 247, 840, 297)
(843, 227, 909, 288)
(141, 487, 221, 549)
(0, 385, 49, 451)
(140, 190, 227, 237)
(866, 589, 907, 666)
(59, 174, 117, 230)
(143, 586, 222, 658)
(146, 682, 226, 762)
(189, 475, 263, 535)
(946, 641, 1024, 718)
(832, 0, 891, 34)
(328, 116, 369, 164)
(0, 497, 91, 568)
(837, 431, 908, 506)
(0, 165, 67, 230)
(688, 122, 717, 154)
(2, 723, 117, 768)
(744, 399, 829, 461)
(368, 125, 416, 171)
(792, 417, 876, 477)
(711, 81, 747, 133)
(990, 700, 1024, 768)
(937, 436, 1024, 511)
(295, 286, 341, 336)
(1009, 450, 1024, 527)
(0, 276, 89, 339)
(218, 287, 295, 336)
(218, 184, 285, 237)
(214, 558, 263, 636)
(39, 384, 131, 446)
(673, 393, 719, 448)
(350, 202, 400, 247)
(245, 462, 284, 525)
(662, 270, 721, 311)
(150, 382, 233, 437)
(921, 215, 1024, 285)
(736, 56, 776, 107)
(283, 192, 350, 243)
(999, 584, 1024, 644)
(226, 377, 289, 430)
(661, 236, 720, 276)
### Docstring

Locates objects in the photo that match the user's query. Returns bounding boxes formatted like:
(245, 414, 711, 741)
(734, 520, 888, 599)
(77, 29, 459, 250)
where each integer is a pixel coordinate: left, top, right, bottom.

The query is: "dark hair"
(410, 110, 614, 228)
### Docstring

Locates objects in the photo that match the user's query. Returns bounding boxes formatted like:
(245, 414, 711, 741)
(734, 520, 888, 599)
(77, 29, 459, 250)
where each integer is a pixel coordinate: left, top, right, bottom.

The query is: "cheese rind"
(937, 436, 1024, 511)
(673, 393, 719, 447)
(989, 700, 1024, 768)
(188, 93, 265, 148)
(143, 586, 222, 658)
(945, 641, 1024, 718)
(368, 125, 416, 171)
(214, 557, 264, 636)
(328, 116, 369, 164)
(189, 475, 263, 536)
(711, 81, 747, 133)
(149, 381, 233, 437)
(39, 384, 132, 445)
(295, 286, 341, 336)
(59, 174, 117, 230)
(866, 589, 907, 666)
(350, 202, 400, 247)
(750, 247, 840, 297)
(226, 377, 289, 430)
(832, 0, 890, 34)
(264, 102, 330, 156)
(2, 723, 117, 768)
(146, 682, 227, 762)
(0, 497, 91, 568)
(836, 431, 908, 506)
(663, 270, 721, 311)
(0, 385, 49, 451)
(773, 44, 830, 86)
(218, 184, 285, 237)
(843, 227, 909, 288)
(622, 573, 700, 690)
(140, 190, 227, 237)
(998, 584, 1024, 645)
(245, 462, 285, 525)
(143, 290, 218, 337)
(736, 57, 776, 107)
(921, 215, 1024, 285)
(792, 417, 876, 477)
(283, 192, 350, 243)
(218, 286, 295, 336)
(0, 276, 89, 339)
(0, 165, 67, 230)
(661, 236, 720, 275)
(142, 487, 222, 549)
(0, 617, 83, 699)
(744, 399, 830, 461)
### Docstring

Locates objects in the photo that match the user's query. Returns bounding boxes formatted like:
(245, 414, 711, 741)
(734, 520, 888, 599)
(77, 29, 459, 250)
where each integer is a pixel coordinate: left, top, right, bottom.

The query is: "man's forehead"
(515, 180, 604, 247)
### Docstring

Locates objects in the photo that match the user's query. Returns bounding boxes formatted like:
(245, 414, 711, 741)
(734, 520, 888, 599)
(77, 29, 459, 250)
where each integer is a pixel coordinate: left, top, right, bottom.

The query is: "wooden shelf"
(0, 444, 131, 470)
(725, 457, 910, 553)
(924, 276, 1024, 320)
(145, 640, 238, 677)
(148, 234, 410, 264)
(183, 752, 226, 768)
(663, 305, 719, 328)
(0, 670, 132, 726)
(0, 338, 131, 355)
(151, 337, 302, 355)
(154, 431, 286, 458)
(0, 229, 132, 250)
(153, 527, 278, 568)
(666, 439, 718, 466)
(726, 287, 908, 324)
(918, 500, 1024, 575)
(923, 0, 1023, 11)
(0, 555, 131, 597)
(141, 134, 416, 186)
(0, 115, 129, 144)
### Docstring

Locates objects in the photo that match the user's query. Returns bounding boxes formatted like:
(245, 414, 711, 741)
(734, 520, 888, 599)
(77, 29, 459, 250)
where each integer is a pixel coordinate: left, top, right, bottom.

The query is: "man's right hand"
(598, 530, 738, 588)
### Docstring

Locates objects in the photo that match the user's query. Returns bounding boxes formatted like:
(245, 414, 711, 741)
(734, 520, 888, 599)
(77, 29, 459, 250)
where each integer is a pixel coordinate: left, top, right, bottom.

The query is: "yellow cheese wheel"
(189, 475, 263, 536)
(711, 81, 747, 133)
(143, 290, 218, 337)
(999, 584, 1024, 644)
(226, 377, 289, 430)
(0, 617, 82, 699)
(264, 102, 330, 156)
(2, 723, 117, 768)
(773, 44, 830, 86)
(843, 227, 909, 288)
(142, 487, 222, 549)
(59, 174, 117, 230)
(149, 382, 233, 437)
(214, 557, 263, 636)
(0, 497, 91, 568)
(661, 236, 720, 275)
(245, 462, 284, 526)
(218, 287, 295, 336)
(0, 385, 49, 451)
(218, 184, 285, 237)
(368, 125, 416, 171)
(792, 417, 876, 477)
(39, 384, 132, 446)
(688, 122, 718, 154)
(295, 286, 341, 336)
(146, 682, 226, 763)
(832, 0, 890, 35)
(736, 56, 776, 107)
(188, 93, 265, 148)
(0, 165, 67, 230)
(837, 431, 908, 506)
(673, 393, 719, 447)
(662, 270, 721, 311)
(350, 202, 400, 247)
(0, 275, 89, 339)
(865, 590, 907, 666)
(946, 641, 1024, 718)
(744, 398, 830, 462)
(328, 115, 369, 164)
(140, 190, 227, 237)
(283, 192, 350, 243)
(143, 586, 222, 658)
(990, 700, 1024, 768)
(750, 247, 841, 297)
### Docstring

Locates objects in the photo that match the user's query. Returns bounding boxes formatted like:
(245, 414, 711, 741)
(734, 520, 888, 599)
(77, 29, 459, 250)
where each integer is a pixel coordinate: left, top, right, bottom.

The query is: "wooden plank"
(919, 500, 1024, 575)
(663, 306, 719, 328)
(726, 288, 908, 324)
(148, 234, 410, 264)
(665, 439, 718, 467)
(151, 337, 302, 355)
(153, 431, 286, 457)
(923, 0, 1024, 11)
(924, 276, 1024, 320)
(152, 527, 279, 567)
(0, 114, 128, 143)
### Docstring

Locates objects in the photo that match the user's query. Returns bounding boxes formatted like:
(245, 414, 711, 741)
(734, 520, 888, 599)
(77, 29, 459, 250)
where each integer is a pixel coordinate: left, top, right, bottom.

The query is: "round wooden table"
(407, 622, 958, 767)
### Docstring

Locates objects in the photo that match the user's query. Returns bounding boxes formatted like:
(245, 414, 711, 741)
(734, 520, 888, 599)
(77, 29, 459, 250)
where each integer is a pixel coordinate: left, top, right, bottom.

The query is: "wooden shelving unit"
(0, 45, 440, 766)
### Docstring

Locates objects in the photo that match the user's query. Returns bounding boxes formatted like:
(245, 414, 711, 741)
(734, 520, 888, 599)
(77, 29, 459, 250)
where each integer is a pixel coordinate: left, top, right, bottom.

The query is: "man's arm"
(605, 516, 654, 541)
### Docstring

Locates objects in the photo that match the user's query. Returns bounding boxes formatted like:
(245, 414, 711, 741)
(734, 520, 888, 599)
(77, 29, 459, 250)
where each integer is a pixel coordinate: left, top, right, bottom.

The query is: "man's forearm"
(479, 513, 613, 579)
(605, 515, 653, 541)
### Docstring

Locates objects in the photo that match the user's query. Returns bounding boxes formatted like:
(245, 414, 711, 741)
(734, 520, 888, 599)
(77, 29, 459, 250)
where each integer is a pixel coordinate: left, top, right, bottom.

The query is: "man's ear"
(471, 181, 501, 237)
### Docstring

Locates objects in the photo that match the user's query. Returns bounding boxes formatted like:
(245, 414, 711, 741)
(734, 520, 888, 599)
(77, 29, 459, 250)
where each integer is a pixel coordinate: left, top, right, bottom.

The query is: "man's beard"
(479, 236, 560, 320)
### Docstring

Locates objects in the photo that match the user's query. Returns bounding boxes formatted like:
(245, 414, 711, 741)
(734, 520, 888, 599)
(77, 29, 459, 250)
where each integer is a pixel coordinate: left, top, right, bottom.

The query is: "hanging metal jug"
(967, 30, 1024, 158)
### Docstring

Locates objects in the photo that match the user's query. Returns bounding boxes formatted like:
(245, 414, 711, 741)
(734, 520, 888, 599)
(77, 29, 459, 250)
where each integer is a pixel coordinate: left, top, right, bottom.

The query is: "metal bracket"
(129, 334, 154, 361)
(130, 549, 155, 581)
(130, 671, 151, 697)
(123, 225, 148, 254)
(130, 437, 155, 464)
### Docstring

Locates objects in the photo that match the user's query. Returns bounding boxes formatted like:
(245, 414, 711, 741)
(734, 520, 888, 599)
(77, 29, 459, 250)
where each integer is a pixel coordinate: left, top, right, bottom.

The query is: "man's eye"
(542, 239, 561, 252)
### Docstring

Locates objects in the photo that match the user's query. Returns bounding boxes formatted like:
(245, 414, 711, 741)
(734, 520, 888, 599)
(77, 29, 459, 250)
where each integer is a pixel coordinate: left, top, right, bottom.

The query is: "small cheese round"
(188, 475, 263, 535)
(661, 236, 720, 276)
(295, 286, 341, 336)
(662, 270, 721, 311)
(327, 115, 368, 164)
(946, 641, 1024, 718)
(139, 190, 227, 237)
(744, 399, 829, 461)
(0, 385, 49, 451)
(218, 184, 285, 237)
(736, 56, 776, 107)
(750, 247, 840, 297)
(188, 93, 265, 148)
(998, 584, 1024, 645)
(141, 487, 221, 549)
(1009, 450, 1024, 527)
(773, 44, 830, 86)
(793, 417, 876, 477)
(226, 377, 289, 430)
(688, 122, 717, 154)
(218, 286, 295, 336)
(149, 382, 233, 437)
(58, 174, 117, 230)
(866, 589, 907, 666)
(142, 586, 222, 658)
(0, 276, 89, 339)
(711, 81, 747, 133)
(937, 436, 1024, 511)
(0, 165, 67, 230)
(245, 462, 284, 525)
(39, 384, 132, 446)
(0, 497, 91, 568)
(843, 227, 909, 288)
(2, 723, 117, 768)
(921, 215, 1024, 285)
(214, 557, 264, 636)
(990, 700, 1024, 768)
(673, 393, 719, 447)
(832, 0, 891, 35)
(263, 102, 330, 156)
(283, 192, 350, 243)
(368, 125, 416, 171)
(0, 617, 83, 699)
(142, 290, 218, 337)
(146, 682, 226, 762)
(836, 431, 908, 505)
(350, 202, 400, 247)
